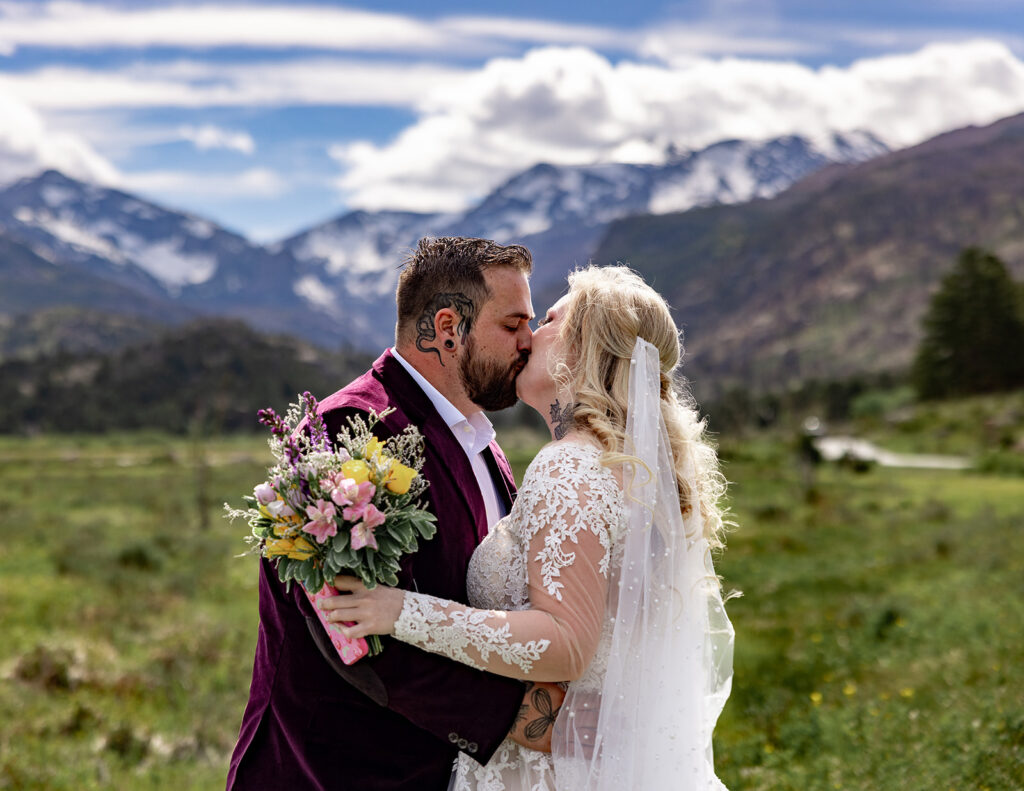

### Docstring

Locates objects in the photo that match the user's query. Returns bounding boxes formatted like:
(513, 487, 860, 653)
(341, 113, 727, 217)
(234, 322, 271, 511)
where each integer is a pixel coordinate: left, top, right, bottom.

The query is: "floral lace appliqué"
(395, 592, 552, 674)
(518, 443, 621, 599)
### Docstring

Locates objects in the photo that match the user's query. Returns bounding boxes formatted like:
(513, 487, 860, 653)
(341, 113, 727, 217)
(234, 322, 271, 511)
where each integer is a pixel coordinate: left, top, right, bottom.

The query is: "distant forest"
(0, 319, 374, 434)
(1, 246, 1021, 436)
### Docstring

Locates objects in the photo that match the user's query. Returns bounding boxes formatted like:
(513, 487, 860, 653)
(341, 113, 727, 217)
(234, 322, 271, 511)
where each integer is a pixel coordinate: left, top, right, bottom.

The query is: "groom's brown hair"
(395, 237, 532, 347)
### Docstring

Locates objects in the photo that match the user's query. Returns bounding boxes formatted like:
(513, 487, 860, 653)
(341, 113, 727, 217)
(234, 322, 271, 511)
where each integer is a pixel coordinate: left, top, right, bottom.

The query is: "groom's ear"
(435, 308, 461, 346)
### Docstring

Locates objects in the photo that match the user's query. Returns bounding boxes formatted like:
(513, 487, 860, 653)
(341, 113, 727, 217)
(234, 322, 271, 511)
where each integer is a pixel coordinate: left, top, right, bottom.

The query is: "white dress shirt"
(391, 349, 506, 529)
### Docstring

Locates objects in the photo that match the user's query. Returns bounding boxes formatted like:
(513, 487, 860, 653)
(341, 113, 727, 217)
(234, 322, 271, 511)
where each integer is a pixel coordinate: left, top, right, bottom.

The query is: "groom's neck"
(393, 344, 479, 418)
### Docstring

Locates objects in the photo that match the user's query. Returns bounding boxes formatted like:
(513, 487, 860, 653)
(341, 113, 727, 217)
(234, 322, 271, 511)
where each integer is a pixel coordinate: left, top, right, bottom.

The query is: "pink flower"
(318, 471, 349, 497)
(253, 482, 277, 504)
(303, 499, 338, 543)
(329, 477, 356, 507)
(350, 504, 385, 551)
(341, 481, 377, 521)
(361, 503, 386, 530)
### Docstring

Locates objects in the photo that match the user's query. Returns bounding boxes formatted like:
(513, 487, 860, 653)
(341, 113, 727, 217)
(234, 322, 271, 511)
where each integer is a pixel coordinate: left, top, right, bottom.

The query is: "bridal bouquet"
(226, 393, 437, 663)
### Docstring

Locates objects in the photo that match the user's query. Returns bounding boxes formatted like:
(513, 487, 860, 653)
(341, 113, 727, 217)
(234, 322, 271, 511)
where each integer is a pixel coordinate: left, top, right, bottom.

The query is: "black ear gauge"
(444, 340, 455, 349)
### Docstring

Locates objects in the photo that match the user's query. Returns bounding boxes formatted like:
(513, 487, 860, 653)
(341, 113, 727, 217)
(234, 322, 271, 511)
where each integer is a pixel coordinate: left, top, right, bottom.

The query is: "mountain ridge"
(594, 112, 1024, 396)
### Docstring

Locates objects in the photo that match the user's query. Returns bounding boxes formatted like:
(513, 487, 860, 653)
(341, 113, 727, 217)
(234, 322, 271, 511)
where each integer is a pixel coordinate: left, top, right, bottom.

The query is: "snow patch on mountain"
(285, 210, 443, 301)
(293, 275, 337, 312)
(40, 184, 77, 210)
(294, 228, 393, 277)
(124, 237, 218, 289)
(13, 206, 125, 263)
(183, 217, 216, 239)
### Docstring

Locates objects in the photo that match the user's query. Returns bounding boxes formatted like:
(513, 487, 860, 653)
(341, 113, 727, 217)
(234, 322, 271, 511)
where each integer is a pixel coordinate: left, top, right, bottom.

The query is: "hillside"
(594, 112, 1024, 396)
(0, 320, 374, 434)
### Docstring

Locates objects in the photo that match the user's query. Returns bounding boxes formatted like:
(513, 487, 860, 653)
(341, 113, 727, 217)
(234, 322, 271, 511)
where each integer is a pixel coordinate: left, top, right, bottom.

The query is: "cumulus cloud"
(178, 124, 255, 154)
(0, 90, 119, 185)
(334, 40, 1024, 212)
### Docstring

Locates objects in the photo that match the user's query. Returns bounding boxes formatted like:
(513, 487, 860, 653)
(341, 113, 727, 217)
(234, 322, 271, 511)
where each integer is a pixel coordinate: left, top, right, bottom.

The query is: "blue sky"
(1, 1, 1023, 241)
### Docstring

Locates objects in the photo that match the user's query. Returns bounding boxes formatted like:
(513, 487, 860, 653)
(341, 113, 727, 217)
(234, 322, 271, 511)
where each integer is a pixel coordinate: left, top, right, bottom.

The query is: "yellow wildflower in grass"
(341, 459, 371, 484)
(843, 683, 857, 696)
(384, 460, 418, 494)
(900, 687, 915, 699)
(810, 691, 823, 705)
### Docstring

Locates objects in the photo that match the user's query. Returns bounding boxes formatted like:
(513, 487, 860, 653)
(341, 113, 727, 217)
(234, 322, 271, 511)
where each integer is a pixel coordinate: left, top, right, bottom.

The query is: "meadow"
(1, 401, 1022, 790)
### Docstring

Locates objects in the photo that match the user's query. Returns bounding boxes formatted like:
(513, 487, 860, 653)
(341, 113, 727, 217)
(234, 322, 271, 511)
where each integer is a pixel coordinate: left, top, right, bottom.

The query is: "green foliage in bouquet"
(225, 394, 437, 596)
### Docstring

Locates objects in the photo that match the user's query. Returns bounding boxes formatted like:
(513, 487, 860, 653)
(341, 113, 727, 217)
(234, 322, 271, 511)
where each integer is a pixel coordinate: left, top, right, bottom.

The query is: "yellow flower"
(264, 536, 316, 560)
(810, 691, 823, 705)
(364, 437, 386, 461)
(290, 535, 316, 558)
(341, 459, 371, 484)
(384, 460, 417, 494)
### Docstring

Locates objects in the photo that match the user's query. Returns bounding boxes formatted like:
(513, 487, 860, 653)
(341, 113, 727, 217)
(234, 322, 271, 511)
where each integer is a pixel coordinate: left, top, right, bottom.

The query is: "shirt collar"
(391, 348, 495, 455)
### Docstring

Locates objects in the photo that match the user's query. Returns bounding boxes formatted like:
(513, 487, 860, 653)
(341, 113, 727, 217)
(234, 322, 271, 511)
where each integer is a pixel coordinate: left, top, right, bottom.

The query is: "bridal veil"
(551, 337, 734, 790)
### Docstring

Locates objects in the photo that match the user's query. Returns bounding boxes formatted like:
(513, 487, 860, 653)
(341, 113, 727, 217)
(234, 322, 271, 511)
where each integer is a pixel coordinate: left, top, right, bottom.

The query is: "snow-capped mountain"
(0, 131, 889, 353)
(0, 170, 233, 296)
(283, 131, 889, 303)
(0, 170, 342, 343)
(649, 131, 888, 213)
(276, 209, 443, 310)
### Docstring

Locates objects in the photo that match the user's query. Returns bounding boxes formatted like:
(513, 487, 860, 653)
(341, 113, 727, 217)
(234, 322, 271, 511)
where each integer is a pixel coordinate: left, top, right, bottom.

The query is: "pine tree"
(912, 247, 1024, 399)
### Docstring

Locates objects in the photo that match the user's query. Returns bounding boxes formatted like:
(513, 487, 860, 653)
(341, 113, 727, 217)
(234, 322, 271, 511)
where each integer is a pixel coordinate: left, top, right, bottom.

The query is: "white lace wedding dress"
(395, 439, 625, 791)
(394, 339, 733, 791)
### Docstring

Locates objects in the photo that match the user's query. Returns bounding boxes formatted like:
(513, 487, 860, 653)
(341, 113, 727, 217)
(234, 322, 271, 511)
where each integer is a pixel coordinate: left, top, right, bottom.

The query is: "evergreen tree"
(912, 247, 1024, 398)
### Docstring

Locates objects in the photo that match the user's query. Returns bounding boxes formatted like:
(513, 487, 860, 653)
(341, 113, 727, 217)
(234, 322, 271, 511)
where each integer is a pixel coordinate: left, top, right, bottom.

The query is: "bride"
(321, 266, 734, 790)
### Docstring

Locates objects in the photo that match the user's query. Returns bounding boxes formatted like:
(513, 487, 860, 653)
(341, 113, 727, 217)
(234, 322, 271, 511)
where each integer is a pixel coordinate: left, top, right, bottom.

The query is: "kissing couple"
(227, 237, 734, 790)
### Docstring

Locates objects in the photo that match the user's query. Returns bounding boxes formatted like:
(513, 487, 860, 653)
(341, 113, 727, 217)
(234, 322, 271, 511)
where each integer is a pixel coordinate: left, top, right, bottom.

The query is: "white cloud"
(178, 124, 255, 154)
(123, 167, 288, 198)
(440, 16, 629, 50)
(0, 90, 119, 185)
(0, 59, 470, 109)
(0, 2, 481, 55)
(333, 40, 1024, 212)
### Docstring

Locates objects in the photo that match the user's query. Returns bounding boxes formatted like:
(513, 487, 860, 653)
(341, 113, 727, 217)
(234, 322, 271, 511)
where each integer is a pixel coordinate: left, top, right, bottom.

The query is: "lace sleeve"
(393, 443, 622, 682)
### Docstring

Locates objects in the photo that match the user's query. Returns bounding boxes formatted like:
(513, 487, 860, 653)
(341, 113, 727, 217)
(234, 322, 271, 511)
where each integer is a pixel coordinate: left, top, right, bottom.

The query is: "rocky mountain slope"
(594, 112, 1024, 396)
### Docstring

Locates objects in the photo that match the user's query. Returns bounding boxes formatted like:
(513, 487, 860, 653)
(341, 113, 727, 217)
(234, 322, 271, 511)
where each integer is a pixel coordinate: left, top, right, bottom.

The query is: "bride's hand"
(318, 576, 406, 639)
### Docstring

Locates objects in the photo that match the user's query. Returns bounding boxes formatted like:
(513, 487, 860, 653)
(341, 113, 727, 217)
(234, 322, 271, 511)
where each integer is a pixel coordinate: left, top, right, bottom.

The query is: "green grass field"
(1, 427, 1021, 790)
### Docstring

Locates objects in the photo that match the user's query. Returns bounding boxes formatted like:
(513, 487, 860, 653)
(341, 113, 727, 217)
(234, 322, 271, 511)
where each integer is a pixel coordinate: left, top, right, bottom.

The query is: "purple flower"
(302, 391, 330, 451)
(253, 482, 277, 505)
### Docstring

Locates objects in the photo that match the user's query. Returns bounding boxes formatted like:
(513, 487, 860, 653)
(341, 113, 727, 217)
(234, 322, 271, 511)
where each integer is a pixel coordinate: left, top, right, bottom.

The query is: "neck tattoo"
(549, 399, 575, 440)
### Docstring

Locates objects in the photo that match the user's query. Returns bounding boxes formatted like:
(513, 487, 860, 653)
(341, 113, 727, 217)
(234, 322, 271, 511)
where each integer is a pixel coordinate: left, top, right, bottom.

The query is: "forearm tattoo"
(549, 399, 576, 440)
(415, 292, 475, 365)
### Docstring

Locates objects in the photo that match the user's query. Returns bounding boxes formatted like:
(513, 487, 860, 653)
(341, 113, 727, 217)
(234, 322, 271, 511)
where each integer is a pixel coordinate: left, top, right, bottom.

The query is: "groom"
(227, 237, 565, 790)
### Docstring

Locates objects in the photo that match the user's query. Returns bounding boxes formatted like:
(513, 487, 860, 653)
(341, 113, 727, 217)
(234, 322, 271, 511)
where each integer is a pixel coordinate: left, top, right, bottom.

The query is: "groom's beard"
(460, 337, 529, 412)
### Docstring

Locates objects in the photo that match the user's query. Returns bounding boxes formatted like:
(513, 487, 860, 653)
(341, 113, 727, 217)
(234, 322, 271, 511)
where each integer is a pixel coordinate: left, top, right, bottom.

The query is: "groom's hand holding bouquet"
(225, 392, 437, 663)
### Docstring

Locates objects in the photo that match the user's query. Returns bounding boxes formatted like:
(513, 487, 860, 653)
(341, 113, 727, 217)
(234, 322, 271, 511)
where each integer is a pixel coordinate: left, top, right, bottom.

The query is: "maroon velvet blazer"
(226, 351, 526, 790)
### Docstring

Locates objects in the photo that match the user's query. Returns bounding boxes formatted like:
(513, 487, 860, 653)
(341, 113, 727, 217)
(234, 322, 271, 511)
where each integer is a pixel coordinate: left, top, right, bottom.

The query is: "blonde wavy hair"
(552, 266, 728, 549)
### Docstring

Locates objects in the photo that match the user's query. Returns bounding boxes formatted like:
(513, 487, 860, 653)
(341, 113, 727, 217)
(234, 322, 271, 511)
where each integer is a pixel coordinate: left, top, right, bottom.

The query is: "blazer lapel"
(483, 444, 516, 515)
(375, 353, 488, 535)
